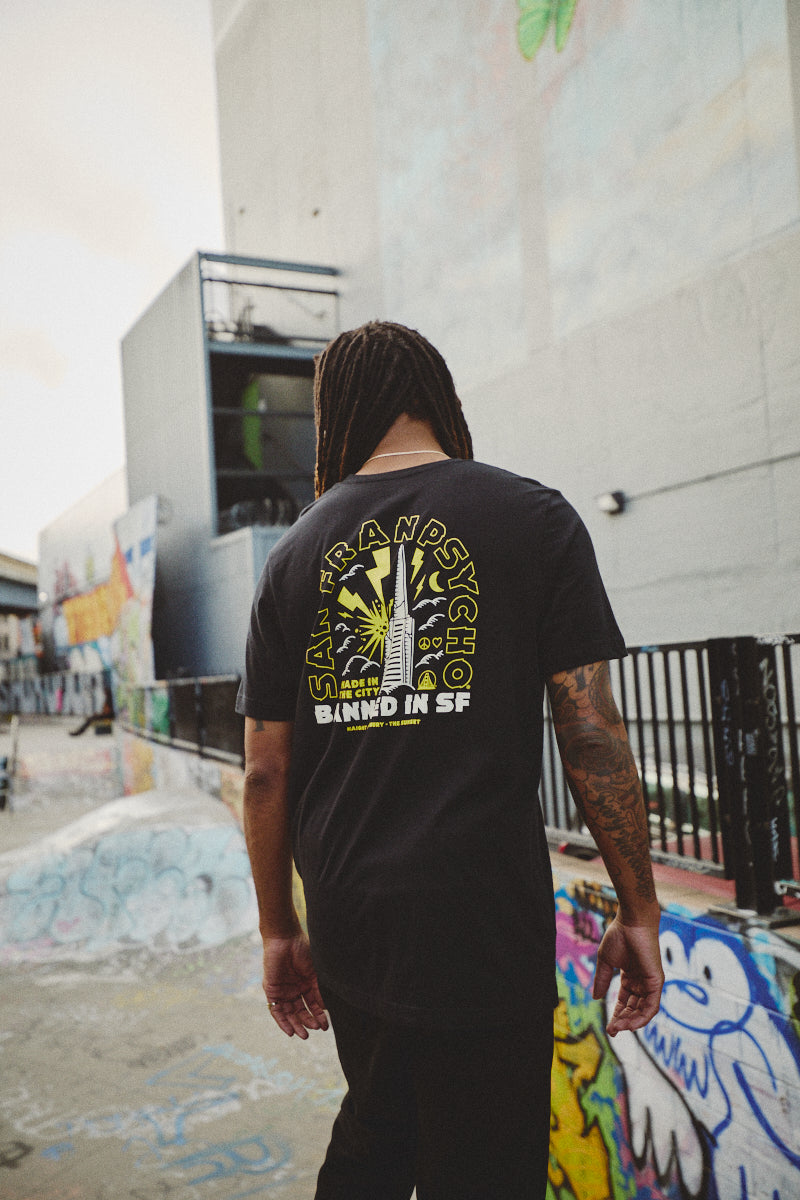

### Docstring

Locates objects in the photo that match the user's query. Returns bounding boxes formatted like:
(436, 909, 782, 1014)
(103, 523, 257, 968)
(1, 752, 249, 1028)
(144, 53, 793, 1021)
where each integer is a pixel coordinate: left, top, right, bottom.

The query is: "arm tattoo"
(587, 662, 623, 725)
(549, 662, 656, 904)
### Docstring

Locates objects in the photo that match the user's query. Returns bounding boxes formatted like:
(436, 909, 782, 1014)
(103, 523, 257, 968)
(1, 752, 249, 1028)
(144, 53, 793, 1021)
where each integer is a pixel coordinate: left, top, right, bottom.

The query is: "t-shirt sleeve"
(235, 560, 300, 720)
(537, 495, 627, 678)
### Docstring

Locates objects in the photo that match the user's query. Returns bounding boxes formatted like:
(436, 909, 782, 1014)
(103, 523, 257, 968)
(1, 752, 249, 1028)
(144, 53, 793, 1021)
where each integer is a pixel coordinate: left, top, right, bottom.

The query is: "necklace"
(364, 450, 450, 464)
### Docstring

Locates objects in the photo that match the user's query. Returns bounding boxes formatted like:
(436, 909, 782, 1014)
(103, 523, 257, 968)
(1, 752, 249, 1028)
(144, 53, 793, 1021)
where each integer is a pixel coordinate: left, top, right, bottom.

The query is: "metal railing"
(200, 252, 339, 350)
(0, 670, 242, 765)
(541, 634, 800, 915)
(4, 632, 799, 914)
(119, 676, 244, 767)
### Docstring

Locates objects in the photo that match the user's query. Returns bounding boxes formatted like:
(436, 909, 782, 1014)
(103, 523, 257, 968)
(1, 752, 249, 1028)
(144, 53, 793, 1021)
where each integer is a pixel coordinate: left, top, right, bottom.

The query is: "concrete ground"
(0, 716, 346, 1200)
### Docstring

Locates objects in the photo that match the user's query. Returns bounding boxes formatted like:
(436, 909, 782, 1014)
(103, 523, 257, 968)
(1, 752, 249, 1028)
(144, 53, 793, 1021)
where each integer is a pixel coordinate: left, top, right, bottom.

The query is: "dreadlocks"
(313, 320, 473, 496)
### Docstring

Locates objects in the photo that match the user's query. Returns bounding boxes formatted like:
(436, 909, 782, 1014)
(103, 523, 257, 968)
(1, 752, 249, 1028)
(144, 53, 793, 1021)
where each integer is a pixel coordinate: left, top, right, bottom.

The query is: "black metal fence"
(119, 676, 244, 766)
(0, 670, 243, 764)
(4, 632, 799, 914)
(541, 634, 800, 916)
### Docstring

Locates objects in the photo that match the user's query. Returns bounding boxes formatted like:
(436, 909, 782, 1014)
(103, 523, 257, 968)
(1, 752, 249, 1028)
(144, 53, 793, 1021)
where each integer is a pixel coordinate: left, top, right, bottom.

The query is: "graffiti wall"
(111, 496, 158, 720)
(118, 729, 243, 818)
(38, 470, 128, 674)
(0, 793, 258, 964)
(37, 473, 157, 708)
(551, 865, 800, 1200)
(117, 729, 308, 929)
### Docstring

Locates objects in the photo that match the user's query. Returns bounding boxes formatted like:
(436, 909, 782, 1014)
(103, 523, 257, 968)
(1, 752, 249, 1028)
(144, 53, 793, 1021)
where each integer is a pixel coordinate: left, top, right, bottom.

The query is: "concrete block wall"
(211, 0, 800, 648)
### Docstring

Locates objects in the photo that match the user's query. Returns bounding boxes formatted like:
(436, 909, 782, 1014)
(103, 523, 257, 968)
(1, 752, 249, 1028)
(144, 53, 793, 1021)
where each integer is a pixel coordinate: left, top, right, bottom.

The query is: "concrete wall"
(212, 0, 384, 321)
(204, 524, 284, 676)
(211, 0, 800, 646)
(121, 256, 213, 677)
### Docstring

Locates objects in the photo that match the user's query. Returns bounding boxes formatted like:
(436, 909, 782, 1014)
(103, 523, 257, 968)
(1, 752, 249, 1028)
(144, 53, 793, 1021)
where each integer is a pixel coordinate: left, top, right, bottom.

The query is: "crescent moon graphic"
(429, 571, 445, 593)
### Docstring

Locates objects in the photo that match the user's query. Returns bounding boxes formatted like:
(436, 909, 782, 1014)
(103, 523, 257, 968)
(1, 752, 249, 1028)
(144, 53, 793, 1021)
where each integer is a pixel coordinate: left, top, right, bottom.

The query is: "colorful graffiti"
(0, 820, 256, 960)
(118, 731, 309, 931)
(517, 0, 579, 60)
(111, 495, 158, 715)
(60, 540, 132, 648)
(2, 1038, 343, 1195)
(41, 490, 157, 694)
(551, 872, 800, 1200)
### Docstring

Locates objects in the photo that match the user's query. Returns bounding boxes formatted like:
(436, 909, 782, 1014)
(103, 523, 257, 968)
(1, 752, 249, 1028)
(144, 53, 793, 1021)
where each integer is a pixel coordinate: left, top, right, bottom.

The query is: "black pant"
(315, 990, 553, 1200)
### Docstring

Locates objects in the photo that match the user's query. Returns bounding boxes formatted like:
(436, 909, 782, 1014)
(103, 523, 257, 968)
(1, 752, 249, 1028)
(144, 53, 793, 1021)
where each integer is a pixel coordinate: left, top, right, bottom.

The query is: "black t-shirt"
(236, 459, 626, 1028)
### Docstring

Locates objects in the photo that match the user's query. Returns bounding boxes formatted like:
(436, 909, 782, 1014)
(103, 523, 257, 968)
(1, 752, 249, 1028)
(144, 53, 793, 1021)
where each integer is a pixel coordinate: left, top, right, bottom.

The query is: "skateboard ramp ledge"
(0, 790, 257, 963)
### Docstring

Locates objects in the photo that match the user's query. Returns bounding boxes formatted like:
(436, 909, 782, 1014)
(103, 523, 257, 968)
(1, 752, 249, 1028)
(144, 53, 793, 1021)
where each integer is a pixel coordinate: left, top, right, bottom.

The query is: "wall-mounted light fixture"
(596, 490, 627, 515)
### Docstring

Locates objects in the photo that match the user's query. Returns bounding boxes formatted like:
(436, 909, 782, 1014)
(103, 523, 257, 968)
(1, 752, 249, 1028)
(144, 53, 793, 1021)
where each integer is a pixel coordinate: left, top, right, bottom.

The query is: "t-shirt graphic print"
(307, 513, 479, 731)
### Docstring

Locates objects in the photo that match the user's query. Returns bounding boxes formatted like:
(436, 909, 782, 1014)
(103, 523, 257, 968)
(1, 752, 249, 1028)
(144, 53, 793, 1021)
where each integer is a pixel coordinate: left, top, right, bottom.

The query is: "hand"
(262, 933, 329, 1039)
(592, 915, 664, 1037)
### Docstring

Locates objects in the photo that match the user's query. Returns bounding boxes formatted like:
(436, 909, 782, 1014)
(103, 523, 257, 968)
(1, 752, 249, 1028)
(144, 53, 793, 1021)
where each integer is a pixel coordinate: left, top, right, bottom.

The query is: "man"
(236, 321, 663, 1199)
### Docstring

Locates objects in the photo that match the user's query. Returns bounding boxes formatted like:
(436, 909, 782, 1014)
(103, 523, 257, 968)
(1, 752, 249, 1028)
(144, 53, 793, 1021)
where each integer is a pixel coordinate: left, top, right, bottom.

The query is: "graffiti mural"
(38, 470, 128, 675)
(551, 870, 800, 1200)
(111, 496, 158, 721)
(0, 821, 256, 961)
(1, 1040, 344, 1196)
(36, 476, 157, 706)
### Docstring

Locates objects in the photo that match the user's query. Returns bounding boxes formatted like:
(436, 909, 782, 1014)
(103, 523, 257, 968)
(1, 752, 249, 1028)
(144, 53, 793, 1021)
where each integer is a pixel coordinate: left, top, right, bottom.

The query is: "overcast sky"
(0, 0, 224, 563)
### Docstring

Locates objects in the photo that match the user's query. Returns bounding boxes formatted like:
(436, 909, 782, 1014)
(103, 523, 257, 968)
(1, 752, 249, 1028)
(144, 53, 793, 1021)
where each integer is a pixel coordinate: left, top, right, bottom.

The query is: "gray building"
(0, 553, 38, 683)
(122, 0, 800, 679)
(121, 252, 338, 676)
(210, 0, 800, 647)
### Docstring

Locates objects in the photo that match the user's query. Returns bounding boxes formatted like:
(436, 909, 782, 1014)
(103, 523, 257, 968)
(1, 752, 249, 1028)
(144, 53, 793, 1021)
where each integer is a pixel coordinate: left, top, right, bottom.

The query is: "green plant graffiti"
(517, 0, 579, 59)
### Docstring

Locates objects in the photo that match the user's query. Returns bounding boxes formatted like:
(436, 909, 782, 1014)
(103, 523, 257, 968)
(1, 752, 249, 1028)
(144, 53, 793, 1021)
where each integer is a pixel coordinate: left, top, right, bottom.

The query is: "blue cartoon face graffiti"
(658, 928, 753, 1035)
(605, 914, 800, 1200)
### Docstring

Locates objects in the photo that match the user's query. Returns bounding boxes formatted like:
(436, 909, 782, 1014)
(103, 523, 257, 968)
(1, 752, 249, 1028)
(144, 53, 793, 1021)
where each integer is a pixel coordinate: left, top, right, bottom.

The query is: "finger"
(621, 991, 661, 1030)
(592, 957, 615, 1000)
(607, 987, 660, 1036)
(287, 1007, 312, 1039)
(285, 994, 330, 1038)
(272, 999, 312, 1039)
(264, 980, 329, 1036)
(605, 985, 639, 1036)
(269, 1006, 299, 1037)
(266, 993, 308, 1038)
(301, 986, 329, 1031)
(298, 999, 329, 1032)
(285, 991, 329, 1034)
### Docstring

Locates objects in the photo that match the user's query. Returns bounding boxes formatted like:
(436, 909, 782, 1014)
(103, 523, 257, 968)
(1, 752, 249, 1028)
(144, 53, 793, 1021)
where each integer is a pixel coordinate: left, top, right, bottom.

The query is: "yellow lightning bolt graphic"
(338, 587, 372, 617)
(410, 547, 424, 581)
(365, 546, 391, 601)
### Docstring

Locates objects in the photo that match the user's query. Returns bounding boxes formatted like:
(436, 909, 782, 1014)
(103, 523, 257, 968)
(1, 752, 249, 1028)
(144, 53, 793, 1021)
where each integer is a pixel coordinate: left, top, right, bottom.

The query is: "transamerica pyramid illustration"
(380, 544, 415, 693)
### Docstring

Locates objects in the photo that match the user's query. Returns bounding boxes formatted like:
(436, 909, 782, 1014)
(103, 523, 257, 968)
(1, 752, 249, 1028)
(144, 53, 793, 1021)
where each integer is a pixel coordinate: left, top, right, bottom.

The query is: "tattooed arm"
(243, 717, 328, 1039)
(547, 662, 664, 1035)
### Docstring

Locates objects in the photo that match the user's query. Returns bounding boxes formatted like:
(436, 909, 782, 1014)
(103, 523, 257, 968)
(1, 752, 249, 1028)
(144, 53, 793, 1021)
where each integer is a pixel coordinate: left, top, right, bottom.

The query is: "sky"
(0, 0, 224, 564)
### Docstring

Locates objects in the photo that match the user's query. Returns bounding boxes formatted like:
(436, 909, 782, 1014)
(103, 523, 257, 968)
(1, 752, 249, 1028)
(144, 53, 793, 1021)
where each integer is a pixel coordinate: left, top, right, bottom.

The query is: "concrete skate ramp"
(0, 790, 257, 962)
